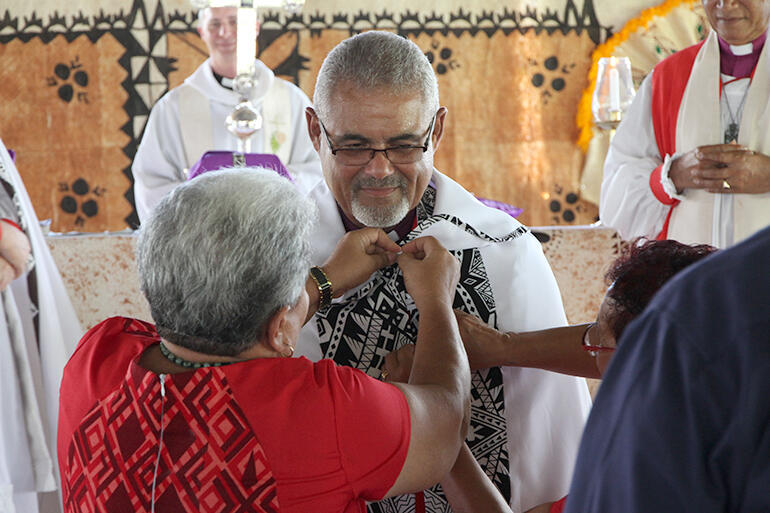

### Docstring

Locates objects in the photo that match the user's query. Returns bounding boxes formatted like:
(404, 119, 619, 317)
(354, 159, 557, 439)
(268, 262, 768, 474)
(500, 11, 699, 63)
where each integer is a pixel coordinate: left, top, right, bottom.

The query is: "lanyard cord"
(150, 374, 167, 513)
(721, 77, 751, 125)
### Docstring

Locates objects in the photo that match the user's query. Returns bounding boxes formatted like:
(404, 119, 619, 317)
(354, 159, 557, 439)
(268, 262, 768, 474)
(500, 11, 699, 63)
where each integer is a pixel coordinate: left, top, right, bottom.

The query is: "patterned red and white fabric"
(58, 317, 410, 513)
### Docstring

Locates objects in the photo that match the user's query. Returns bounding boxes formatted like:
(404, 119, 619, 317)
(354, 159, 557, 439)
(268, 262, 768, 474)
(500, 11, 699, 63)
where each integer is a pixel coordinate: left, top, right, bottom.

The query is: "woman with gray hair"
(57, 168, 471, 513)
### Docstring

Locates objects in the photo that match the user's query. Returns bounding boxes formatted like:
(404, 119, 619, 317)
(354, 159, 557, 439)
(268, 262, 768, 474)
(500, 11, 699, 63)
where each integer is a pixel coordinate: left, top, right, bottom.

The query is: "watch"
(309, 266, 333, 311)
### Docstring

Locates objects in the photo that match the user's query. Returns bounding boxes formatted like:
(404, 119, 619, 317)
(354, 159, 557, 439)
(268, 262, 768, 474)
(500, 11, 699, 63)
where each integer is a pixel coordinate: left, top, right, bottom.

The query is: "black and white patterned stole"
(315, 185, 528, 512)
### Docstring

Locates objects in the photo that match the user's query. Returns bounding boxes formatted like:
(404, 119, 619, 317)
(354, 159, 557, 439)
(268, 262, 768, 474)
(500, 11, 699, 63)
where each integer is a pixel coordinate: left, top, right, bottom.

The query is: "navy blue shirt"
(565, 226, 770, 513)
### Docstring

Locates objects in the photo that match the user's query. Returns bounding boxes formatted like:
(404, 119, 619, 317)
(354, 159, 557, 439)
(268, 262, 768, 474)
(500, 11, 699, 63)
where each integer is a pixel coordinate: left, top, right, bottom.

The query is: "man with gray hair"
(132, 6, 321, 223)
(297, 31, 592, 513)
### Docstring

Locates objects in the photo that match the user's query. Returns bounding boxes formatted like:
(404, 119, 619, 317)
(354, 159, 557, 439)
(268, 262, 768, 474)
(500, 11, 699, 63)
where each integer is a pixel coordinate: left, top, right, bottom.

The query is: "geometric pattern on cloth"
(316, 185, 517, 512)
(406, 185, 530, 245)
(62, 367, 279, 513)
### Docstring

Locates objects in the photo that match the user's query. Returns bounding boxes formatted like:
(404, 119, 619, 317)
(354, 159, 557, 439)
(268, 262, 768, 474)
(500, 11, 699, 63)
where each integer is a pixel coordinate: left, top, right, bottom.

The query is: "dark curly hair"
(604, 238, 717, 342)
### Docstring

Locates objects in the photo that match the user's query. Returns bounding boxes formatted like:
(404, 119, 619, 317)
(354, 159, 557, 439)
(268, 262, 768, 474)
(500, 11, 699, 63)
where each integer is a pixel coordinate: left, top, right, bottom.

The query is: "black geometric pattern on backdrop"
(425, 40, 459, 76)
(529, 54, 577, 104)
(58, 177, 105, 228)
(316, 185, 528, 512)
(47, 56, 89, 103)
(547, 184, 591, 224)
(0, 0, 609, 229)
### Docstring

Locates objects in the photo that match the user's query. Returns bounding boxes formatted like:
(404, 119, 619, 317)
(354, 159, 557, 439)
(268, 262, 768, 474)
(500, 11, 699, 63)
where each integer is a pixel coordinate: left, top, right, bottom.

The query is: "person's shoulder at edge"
(658, 39, 706, 66)
(158, 59, 218, 103)
(161, 62, 214, 101)
(139, 83, 179, 121)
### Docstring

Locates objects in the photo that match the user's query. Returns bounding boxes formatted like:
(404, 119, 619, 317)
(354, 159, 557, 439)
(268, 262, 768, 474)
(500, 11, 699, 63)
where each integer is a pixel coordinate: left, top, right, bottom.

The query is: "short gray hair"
(313, 31, 439, 120)
(136, 168, 316, 356)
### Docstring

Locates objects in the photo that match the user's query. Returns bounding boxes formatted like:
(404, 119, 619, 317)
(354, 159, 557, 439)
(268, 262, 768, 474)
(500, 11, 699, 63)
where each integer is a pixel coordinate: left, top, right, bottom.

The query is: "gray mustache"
(352, 176, 406, 190)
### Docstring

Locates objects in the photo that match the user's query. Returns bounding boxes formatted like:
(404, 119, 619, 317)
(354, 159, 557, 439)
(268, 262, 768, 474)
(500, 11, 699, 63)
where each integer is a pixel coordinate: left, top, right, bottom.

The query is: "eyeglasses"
(318, 113, 436, 166)
(581, 322, 615, 358)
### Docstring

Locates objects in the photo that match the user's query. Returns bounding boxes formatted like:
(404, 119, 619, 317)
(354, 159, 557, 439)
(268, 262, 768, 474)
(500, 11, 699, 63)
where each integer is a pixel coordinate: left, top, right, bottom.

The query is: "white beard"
(351, 192, 410, 228)
(350, 173, 411, 228)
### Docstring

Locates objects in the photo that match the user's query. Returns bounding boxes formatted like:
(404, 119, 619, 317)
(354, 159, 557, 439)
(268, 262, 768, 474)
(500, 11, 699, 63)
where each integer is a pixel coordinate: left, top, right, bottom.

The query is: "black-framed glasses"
(318, 113, 436, 166)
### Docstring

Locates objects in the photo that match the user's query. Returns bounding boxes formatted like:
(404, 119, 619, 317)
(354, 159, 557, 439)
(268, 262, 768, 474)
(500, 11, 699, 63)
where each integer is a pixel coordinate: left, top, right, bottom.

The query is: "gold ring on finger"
(381, 369, 389, 380)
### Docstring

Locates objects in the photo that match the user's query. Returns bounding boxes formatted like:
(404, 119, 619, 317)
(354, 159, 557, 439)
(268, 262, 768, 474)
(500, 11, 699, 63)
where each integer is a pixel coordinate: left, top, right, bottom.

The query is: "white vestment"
(601, 32, 770, 247)
(297, 170, 592, 513)
(0, 140, 83, 513)
(132, 59, 322, 222)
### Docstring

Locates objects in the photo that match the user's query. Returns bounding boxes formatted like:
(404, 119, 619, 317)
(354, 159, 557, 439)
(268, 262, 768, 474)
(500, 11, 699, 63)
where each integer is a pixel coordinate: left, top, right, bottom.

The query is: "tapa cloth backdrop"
(1, 0, 663, 232)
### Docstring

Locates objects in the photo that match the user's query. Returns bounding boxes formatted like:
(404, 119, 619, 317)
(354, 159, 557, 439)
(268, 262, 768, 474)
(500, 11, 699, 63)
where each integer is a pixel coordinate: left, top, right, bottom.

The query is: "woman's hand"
(397, 236, 459, 311)
(454, 310, 511, 371)
(305, 228, 401, 321)
(322, 227, 401, 298)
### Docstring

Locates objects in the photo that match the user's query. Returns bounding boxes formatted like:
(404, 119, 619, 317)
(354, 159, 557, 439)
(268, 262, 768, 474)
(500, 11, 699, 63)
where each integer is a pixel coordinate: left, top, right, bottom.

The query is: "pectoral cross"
(192, 0, 305, 153)
(724, 123, 739, 144)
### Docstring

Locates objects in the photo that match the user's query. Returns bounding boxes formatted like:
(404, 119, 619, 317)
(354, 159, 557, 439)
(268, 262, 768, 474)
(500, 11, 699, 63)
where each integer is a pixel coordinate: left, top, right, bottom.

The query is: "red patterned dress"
(58, 317, 410, 513)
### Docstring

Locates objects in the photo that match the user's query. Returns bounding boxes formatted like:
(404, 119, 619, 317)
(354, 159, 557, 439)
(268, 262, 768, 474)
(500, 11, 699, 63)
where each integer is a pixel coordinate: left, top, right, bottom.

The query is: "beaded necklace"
(158, 341, 236, 369)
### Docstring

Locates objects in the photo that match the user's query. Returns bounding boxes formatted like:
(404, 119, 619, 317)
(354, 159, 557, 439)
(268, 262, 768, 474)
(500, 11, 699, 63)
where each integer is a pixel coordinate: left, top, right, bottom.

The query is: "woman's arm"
(455, 311, 601, 379)
(440, 443, 511, 513)
(383, 236, 472, 497)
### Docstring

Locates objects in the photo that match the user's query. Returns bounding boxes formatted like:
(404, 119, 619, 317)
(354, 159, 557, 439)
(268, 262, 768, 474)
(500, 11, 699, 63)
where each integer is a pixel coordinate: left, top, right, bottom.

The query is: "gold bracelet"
(309, 266, 333, 311)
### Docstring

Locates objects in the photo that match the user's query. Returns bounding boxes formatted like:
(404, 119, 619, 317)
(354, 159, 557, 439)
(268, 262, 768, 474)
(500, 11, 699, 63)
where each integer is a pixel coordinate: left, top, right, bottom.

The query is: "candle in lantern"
(236, 6, 257, 78)
(609, 58, 620, 112)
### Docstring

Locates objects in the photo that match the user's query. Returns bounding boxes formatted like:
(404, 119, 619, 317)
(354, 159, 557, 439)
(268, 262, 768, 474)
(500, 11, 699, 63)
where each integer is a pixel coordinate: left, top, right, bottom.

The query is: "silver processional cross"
(191, 0, 305, 155)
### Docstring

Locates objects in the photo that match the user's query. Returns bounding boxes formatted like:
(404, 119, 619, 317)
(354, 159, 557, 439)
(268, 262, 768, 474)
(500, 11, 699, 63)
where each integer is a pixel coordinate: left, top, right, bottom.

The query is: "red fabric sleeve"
(550, 495, 568, 513)
(648, 165, 679, 239)
(648, 164, 680, 206)
(327, 362, 411, 501)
